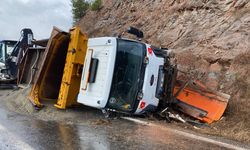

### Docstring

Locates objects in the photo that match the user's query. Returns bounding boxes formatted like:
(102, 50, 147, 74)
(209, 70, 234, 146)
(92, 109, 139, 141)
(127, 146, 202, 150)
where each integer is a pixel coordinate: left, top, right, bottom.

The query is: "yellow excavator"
(28, 26, 230, 124)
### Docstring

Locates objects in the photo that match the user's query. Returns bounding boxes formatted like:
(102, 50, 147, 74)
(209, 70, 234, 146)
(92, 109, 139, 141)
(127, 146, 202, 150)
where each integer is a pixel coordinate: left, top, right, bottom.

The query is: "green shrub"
(90, 0, 102, 11)
(71, 0, 89, 24)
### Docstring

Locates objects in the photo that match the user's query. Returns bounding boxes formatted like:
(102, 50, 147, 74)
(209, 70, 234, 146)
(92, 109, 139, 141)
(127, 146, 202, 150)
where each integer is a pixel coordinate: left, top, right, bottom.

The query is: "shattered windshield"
(107, 39, 145, 112)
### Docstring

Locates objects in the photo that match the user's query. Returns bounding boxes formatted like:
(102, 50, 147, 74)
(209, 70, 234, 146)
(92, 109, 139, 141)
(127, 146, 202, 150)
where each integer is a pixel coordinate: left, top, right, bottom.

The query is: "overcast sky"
(0, 0, 72, 40)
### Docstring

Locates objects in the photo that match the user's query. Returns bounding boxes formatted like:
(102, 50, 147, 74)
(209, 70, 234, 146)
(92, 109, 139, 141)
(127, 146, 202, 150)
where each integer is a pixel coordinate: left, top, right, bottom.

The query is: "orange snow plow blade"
(174, 80, 230, 124)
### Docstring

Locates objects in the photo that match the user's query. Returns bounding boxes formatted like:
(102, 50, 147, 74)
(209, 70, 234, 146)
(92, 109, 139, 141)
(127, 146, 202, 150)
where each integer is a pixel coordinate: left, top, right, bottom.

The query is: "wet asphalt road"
(0, 106, 244, 150)
(0, 89, 249, 150)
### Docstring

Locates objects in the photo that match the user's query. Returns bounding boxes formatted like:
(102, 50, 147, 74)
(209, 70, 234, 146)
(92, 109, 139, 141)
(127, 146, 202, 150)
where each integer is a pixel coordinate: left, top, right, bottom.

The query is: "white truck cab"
(77, 37, 166, 114)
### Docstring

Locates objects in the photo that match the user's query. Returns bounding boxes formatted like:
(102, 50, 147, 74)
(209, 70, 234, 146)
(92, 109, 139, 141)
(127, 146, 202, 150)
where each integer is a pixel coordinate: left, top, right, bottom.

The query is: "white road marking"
(121, 117, 249, 150)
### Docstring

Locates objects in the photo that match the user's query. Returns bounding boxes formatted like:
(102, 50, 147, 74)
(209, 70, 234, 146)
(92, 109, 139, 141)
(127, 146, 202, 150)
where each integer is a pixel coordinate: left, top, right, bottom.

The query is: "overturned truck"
(27, 26, 230, 124)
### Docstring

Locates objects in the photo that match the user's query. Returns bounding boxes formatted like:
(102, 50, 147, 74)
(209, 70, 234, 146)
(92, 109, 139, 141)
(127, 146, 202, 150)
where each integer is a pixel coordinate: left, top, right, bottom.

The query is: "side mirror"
(127, 27, 144, 39)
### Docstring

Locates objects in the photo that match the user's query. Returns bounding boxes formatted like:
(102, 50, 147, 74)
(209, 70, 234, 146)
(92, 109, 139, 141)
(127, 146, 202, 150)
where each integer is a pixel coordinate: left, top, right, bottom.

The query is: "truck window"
(0, 43, 3, 63)
(6, 44, 15, 55)
(107, 39, 145, 112)
(0, 41, 16, 63)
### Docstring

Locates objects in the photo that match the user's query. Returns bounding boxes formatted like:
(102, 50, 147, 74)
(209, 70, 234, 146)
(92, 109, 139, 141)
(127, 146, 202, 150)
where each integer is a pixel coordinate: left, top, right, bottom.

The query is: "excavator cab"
(0, 29, 33, 81)
(0, 40, 17, 81)
(0, 40, 17, 67)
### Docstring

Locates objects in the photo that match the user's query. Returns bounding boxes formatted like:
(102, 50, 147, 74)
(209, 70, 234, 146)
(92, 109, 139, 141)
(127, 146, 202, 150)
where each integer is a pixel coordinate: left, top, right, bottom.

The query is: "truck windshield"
(108, 39, 145, 112)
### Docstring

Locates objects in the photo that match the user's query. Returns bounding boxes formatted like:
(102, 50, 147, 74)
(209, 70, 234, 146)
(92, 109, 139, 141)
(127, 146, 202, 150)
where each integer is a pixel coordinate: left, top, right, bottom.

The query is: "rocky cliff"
(79, 0, 250, 143)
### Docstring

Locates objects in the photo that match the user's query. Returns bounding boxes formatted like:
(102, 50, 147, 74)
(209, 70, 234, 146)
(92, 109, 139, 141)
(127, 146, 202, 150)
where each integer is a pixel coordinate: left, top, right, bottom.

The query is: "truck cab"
(77, 37, 166, 114)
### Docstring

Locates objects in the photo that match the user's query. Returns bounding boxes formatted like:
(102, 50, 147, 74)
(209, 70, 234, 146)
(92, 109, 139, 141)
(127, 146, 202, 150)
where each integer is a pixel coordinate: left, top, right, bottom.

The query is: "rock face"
(79, 0, 249, 99)
(79, 0, 250, 142)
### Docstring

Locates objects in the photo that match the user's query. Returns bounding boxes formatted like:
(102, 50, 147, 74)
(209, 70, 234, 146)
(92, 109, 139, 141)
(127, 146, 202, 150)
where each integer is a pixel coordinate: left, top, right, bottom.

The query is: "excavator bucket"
(29, 26, 88, 108)
(174, 80, 230, 124)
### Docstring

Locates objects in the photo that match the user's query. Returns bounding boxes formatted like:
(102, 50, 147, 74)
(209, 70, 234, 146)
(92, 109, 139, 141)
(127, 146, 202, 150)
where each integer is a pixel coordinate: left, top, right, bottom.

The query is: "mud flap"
(174, 80, 230, 124)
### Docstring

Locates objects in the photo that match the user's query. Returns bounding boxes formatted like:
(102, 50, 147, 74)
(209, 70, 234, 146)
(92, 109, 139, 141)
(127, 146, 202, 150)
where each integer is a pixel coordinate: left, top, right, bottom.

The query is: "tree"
(90, 0, 102, 11)
(71, 0, 89, 24)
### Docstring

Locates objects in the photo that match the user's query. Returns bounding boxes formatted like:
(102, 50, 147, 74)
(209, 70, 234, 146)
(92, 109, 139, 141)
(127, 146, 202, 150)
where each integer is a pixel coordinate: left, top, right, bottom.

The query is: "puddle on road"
(16, 119, 139, 150)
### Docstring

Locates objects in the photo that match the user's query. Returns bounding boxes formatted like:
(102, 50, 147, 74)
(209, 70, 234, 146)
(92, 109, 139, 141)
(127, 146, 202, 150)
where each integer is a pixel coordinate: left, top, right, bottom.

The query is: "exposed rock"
(78, 0, 250, 97)
(78, 0, 250, 143)
(209, 62, 222, 72)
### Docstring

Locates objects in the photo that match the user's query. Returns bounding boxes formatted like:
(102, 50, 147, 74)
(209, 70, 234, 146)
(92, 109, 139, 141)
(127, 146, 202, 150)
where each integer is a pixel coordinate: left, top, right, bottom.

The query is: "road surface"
(0, 90, 249, 150)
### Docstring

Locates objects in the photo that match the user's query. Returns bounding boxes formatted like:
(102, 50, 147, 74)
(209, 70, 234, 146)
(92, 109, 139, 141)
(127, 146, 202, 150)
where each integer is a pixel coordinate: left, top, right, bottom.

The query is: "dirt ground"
(0, 88, 105, 125)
